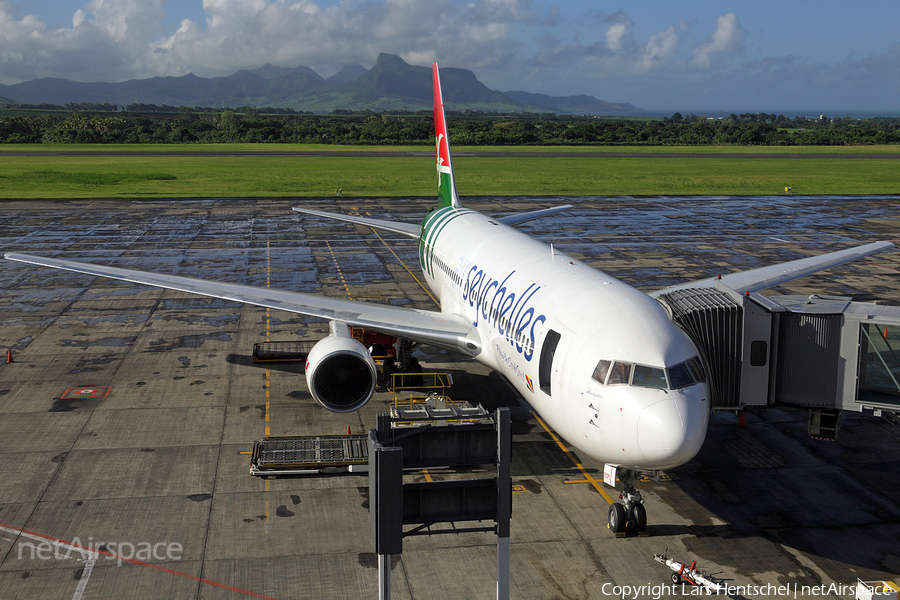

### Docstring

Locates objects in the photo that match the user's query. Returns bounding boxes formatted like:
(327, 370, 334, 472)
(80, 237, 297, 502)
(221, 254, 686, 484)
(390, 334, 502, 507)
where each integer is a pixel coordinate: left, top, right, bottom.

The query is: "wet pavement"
(0, 196, 899, 599)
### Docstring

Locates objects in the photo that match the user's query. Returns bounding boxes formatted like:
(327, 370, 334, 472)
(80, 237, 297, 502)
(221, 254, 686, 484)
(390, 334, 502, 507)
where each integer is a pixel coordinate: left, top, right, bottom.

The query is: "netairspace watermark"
(17, 537, 183, 567)
(600, 582, 862, 599)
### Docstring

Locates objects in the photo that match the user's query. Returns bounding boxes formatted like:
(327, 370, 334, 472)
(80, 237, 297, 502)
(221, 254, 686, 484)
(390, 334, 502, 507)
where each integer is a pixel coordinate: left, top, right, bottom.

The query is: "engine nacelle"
(305, 323, 377, 413)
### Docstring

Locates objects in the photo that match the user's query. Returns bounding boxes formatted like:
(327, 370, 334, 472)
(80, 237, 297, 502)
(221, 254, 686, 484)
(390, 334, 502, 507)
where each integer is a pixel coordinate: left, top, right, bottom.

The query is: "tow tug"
(654, 550, 727, 594)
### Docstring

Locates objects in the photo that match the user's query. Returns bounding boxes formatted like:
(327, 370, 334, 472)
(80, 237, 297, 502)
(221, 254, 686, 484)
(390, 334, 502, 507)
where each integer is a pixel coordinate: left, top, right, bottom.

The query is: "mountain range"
(0, 54, 638, 114)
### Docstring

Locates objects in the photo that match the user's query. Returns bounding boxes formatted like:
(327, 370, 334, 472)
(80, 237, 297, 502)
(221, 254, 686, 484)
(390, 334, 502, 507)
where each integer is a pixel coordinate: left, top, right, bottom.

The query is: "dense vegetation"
(1, 105, 899, 145)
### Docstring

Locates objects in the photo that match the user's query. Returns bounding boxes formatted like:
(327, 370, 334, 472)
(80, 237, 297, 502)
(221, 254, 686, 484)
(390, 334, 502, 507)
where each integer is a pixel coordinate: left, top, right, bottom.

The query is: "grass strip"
(0, 154, 898, 198)
(2, 143, 900, 155)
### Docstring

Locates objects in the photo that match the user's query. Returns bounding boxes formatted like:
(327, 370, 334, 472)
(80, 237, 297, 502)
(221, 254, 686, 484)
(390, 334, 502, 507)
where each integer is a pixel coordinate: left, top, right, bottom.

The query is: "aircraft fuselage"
(419, 205, 710, 471)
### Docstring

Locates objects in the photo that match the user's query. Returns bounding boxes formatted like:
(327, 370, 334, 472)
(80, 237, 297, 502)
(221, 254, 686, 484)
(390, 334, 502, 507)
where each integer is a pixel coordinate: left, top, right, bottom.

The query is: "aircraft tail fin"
(433, 63, 462, 210)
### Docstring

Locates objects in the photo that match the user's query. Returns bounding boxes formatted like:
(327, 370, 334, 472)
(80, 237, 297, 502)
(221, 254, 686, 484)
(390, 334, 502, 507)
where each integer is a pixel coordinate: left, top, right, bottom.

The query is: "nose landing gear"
(607, 468, 648, 534)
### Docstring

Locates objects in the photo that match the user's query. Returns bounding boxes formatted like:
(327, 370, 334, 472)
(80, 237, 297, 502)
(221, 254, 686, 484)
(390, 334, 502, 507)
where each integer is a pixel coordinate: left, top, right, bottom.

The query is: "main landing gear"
(380, 339, 422, 390)
(607, 468, 647, 534)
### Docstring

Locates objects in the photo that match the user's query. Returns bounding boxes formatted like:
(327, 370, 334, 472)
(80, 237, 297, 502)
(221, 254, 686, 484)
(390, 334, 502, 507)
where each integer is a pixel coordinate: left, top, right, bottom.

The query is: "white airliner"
(5, 64, 893, 533)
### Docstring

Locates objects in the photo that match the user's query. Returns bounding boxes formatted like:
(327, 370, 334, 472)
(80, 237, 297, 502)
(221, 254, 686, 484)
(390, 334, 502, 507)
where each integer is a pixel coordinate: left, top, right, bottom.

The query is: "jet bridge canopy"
(657, 282, 900, 415)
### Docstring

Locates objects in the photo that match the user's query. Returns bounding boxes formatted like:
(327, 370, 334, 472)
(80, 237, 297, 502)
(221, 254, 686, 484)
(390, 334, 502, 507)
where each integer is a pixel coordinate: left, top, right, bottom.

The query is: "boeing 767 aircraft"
(5, 64, 893, 533)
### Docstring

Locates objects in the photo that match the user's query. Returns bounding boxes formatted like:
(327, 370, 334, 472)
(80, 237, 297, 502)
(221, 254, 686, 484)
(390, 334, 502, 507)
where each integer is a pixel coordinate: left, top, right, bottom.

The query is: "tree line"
(1, 108, 899, 145)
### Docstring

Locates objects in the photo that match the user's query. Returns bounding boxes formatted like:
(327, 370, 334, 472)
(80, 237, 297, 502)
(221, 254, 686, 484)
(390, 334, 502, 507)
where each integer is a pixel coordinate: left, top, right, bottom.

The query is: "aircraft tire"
(382, 358, 396, 391)
(407, 357, 423, 387)
(632, 503, 647, 531)
(608, 502, 627, 533)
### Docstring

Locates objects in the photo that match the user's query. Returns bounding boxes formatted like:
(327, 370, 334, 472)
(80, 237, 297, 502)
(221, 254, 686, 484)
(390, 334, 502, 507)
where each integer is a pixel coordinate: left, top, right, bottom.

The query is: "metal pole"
(496, 407, 511, 600)
(497, 537, 510, 600)
(378, 554, 391, 600)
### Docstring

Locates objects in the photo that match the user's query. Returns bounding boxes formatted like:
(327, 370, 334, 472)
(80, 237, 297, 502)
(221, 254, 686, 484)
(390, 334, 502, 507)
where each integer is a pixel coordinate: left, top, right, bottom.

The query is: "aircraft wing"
(4, 252, 481, 356)
(497, 205, 573, 227)
(649, 240, 894, 297)
(292, 207, 422, 239)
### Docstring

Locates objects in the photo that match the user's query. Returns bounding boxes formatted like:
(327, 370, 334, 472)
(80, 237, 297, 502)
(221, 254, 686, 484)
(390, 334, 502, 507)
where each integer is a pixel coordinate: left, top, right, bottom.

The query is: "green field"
(1, 144, 899, 198)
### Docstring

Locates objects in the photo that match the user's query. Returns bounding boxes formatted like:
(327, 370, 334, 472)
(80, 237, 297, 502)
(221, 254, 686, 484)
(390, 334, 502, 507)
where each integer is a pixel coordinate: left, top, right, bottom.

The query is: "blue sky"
(2, 0, 898, 112)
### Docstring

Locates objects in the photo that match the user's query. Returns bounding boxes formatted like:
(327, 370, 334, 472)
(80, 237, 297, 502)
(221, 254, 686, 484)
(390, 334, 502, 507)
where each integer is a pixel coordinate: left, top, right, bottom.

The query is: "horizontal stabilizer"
(497, 204, 573, 227)
(651, 240, 894, 297)
(292, 207, 421, 239)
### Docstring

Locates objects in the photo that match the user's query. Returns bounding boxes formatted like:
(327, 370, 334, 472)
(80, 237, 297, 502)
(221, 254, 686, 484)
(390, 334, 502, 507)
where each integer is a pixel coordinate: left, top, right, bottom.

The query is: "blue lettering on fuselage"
(463, 265, 544, 361)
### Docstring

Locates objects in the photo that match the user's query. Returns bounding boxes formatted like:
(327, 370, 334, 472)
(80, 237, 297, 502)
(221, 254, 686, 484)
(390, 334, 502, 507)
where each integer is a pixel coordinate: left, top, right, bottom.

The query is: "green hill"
(0, 54, 636, 114)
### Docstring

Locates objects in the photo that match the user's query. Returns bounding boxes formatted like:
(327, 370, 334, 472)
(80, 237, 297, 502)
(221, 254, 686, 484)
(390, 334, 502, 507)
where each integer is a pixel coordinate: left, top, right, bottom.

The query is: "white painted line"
(71, 552, 98, 600)
(0, 524, 98, 600)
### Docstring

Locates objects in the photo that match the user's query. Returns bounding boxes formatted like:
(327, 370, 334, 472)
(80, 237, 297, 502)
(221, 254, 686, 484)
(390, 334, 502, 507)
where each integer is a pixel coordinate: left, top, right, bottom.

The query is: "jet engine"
(305, 322, 377, 413)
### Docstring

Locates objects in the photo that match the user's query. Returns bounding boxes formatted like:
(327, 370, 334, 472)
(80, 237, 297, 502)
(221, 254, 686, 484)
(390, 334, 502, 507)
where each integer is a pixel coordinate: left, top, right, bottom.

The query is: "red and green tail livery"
(433, 63, 461, 210)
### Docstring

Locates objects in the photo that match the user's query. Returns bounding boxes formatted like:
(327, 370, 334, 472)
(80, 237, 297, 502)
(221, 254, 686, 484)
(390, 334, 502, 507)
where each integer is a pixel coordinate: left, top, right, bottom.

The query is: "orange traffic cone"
(738, 411, 746, 427)
(346, 426, 351, 435)
(6, 349, 12, 364)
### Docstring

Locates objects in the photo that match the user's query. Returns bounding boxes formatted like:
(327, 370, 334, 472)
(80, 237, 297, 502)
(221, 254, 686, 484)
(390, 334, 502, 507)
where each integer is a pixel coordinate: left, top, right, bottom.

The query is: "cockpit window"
(687, 357, 706, 383)
(607, 361, 632, 385)
(668, 362, 695, 389)
(591, 359, 612, 385)
(632, 364, 667, 389)
(593, 356, 705, 390)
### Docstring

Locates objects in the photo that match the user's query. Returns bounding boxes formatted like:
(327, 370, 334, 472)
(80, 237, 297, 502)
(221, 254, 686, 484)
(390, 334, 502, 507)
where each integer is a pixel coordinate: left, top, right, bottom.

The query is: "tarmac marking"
(368, 226, 442, 483)
(0, 522, 281, 600)
(869, 260, 900, 273)
(324, 240, 354, 299)
(369, 229, 440, 308)
(61, 387, 111, 399)
(71, 552, 98, 600)
(265, 240, 271, 438)
(0, 523, 99, 600)
(530, 411, 615, 505)
(265, 239, 272, 511)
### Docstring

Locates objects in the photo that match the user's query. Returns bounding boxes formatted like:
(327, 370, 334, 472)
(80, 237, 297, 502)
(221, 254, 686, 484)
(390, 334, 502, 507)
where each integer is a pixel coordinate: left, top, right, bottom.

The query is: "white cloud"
(638, 23, 684, 72)
(0, 2, 895, 111)
(605, 23, 631, 54)
(690, 12, 744, 69)
(0, 0, 537, 84)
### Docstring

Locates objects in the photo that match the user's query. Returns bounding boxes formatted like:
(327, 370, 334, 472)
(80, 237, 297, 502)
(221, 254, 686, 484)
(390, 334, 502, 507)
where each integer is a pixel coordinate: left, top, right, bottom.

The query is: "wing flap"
(5, 252, 480, 356)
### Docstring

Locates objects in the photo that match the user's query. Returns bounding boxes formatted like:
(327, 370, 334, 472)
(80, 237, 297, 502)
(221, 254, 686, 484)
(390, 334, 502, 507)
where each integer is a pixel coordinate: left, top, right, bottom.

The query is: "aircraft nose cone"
(637, 395, 707, 469)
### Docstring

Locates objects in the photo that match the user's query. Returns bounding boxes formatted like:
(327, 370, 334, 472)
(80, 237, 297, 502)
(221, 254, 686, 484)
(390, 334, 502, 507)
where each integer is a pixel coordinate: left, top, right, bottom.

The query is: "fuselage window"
(591, 359, 611, 385)
(667, 362, 695, 389)
(607, 361, 632, 385)
(632, 364, 667, 389)
(538, 329, 561, 395)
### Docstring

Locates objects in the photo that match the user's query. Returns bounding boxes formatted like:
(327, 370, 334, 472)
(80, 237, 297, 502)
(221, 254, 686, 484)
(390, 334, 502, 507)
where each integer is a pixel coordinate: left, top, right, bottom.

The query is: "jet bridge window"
(857, 323, 900, 405)
(632, 364, 667, 389)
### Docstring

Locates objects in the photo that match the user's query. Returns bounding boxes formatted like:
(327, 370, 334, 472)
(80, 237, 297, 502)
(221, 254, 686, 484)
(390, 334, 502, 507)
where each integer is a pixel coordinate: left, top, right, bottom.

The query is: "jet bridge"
(657, 280, 900, 437)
